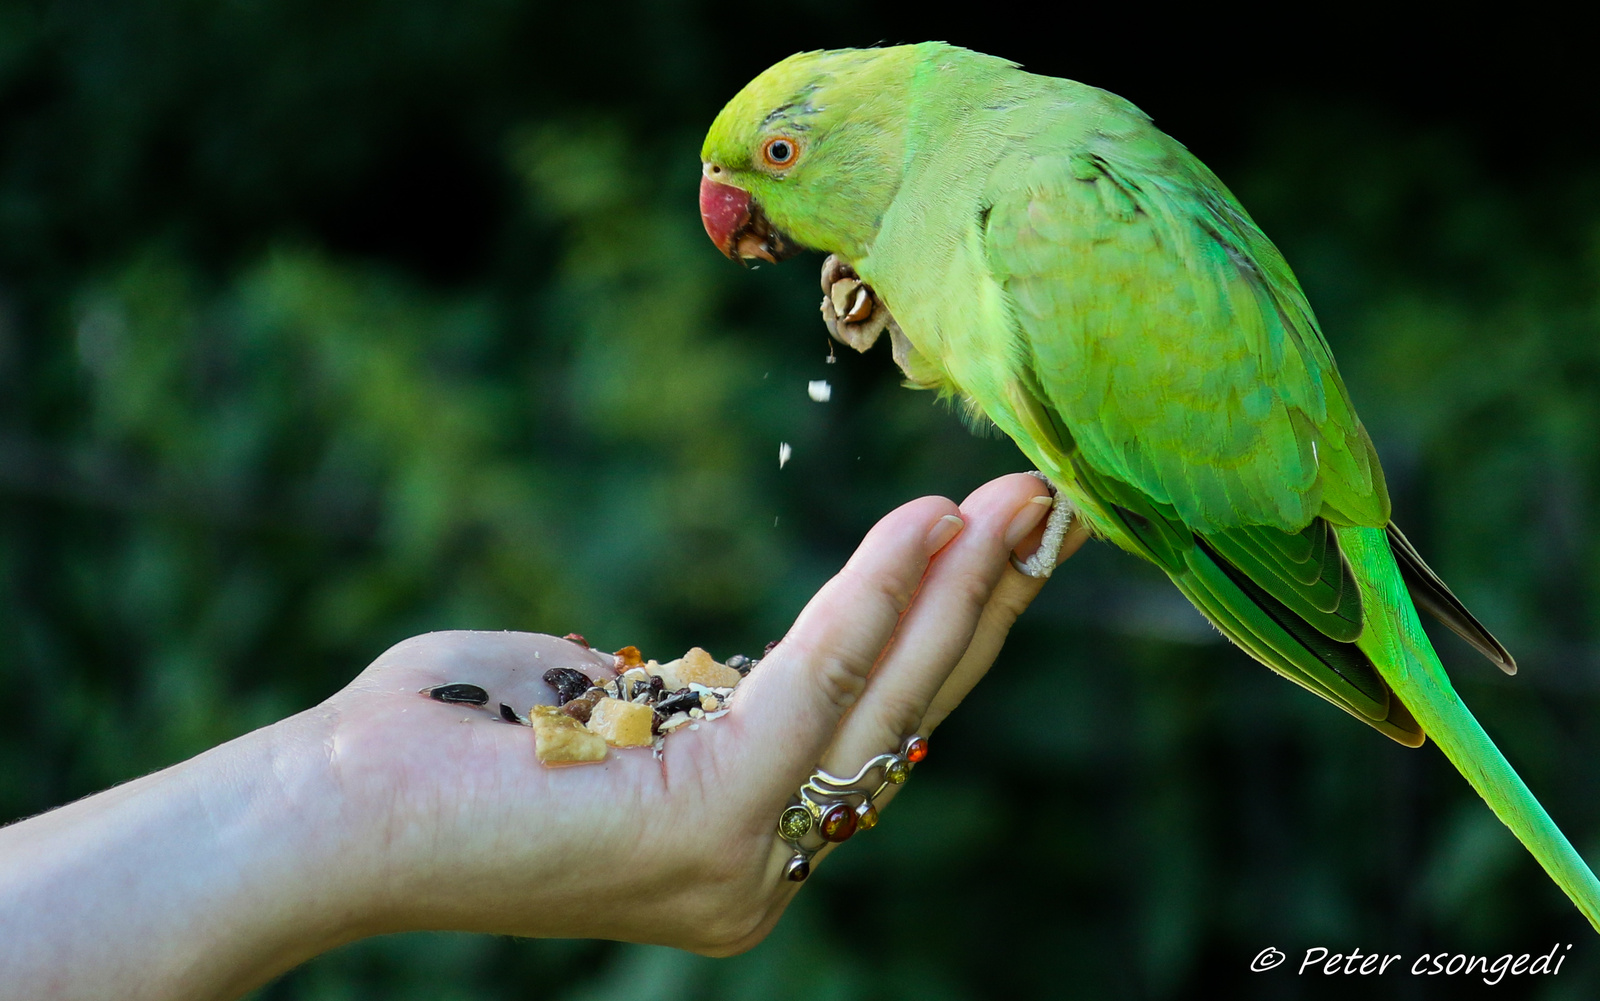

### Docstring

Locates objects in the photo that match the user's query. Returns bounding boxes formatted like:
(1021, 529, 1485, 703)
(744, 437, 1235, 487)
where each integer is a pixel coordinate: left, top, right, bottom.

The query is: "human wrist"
(143, 707, 378, 996)
(233, 705, 390, 943)
(0, 704, 378, 1001)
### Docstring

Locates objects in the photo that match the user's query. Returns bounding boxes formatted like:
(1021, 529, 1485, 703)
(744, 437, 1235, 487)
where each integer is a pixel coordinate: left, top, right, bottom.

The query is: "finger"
(816, 473, 1054, 778)
(922, 513, 1090, 731)
(729, 495, 965, 800)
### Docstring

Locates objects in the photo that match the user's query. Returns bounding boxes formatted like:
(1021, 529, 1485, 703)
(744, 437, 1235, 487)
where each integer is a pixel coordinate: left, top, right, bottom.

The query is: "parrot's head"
(699, 45, 923, 267)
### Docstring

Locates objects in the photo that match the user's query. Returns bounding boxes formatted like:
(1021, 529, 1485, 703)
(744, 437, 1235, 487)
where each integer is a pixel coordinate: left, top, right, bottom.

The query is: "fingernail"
(1004, 494, 1055, 550)
(926, 514, 965, 555)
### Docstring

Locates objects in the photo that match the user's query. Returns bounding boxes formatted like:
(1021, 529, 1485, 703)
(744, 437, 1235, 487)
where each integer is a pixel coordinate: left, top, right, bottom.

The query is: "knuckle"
(969, 602, 1023, 656)
(988, 574, 1042, 620)
(870, 692, 926, 743)
(846, 560, 919, 616)
(815, 653, 867, 710)
(948, 566, 997, 611)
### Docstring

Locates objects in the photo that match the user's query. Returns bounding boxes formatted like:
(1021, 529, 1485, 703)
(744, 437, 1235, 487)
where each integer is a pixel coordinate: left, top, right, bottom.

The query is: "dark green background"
(3, 3, 1597, 997)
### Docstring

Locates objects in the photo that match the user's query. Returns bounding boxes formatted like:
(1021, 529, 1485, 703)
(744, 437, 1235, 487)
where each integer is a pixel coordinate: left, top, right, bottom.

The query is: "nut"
(830, 277, 862, 317)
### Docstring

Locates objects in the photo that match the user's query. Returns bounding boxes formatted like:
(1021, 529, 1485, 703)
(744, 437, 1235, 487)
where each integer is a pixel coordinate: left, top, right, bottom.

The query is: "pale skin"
(0, 473, 1088, 1001)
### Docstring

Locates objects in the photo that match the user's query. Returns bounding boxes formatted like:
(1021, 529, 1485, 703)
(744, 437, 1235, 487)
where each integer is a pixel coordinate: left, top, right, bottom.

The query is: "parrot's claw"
(820, 254, 892, 353)
(821, 254, 926, 381)
(1009, 471, 1074, 579)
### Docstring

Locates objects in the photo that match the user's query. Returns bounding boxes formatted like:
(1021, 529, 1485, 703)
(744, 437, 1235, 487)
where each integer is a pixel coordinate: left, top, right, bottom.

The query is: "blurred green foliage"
(2, 3, 1598, 998)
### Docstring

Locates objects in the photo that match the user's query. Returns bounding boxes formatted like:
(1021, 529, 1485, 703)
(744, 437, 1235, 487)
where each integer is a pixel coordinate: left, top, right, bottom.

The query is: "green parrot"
(699, 42, 1600, 929)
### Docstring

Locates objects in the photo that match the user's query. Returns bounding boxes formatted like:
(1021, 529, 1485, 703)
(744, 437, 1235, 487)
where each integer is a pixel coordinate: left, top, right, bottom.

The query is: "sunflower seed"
(655, 688, 701, 716)
(424, 683, 489, 706)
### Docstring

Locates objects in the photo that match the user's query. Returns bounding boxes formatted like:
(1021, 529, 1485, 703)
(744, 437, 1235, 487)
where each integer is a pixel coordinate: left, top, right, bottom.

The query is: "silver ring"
(776, 734, 929, 882)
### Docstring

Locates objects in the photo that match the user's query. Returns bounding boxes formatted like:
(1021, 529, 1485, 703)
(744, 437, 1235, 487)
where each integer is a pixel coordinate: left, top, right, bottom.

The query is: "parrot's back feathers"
(983, 143, 1390, 536)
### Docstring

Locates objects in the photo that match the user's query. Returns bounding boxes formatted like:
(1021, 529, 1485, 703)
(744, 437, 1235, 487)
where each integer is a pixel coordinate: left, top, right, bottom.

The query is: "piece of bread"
(585, 697, 655, 747)
(652, 647, 741, 690)
(530, 706, 608, 763)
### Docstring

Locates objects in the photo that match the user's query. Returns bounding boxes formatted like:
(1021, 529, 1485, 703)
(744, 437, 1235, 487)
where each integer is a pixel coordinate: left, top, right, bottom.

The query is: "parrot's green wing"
(984, 137, 1386, 535)
(1065, 439, 1426, 743)
(980, 132, 1427, 741)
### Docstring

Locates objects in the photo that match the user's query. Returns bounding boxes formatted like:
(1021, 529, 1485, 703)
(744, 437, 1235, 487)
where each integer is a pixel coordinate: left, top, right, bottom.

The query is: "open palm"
(312, 472, 1084, 952)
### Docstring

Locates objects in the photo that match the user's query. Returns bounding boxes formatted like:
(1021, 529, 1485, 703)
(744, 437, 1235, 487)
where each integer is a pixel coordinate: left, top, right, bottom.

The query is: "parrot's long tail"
(1388, 648, 1600, 932)
(1342, 527, 1600, 932)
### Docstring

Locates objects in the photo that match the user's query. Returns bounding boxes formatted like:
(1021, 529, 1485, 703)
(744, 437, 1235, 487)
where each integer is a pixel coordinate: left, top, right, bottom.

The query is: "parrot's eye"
(761, 136, 799, 169)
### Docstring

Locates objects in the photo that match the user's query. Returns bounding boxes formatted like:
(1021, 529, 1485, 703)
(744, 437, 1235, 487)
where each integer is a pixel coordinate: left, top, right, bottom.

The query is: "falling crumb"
(808, 380, 832, 402)
(779, 442, 792, 468)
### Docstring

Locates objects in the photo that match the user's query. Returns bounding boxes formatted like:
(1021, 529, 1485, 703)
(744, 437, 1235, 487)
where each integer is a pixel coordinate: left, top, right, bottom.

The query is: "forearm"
(0, 708, 368, 1001)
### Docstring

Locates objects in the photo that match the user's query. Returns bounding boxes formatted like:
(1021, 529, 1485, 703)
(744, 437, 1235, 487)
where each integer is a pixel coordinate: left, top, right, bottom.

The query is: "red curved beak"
(700, 176, 752, 259)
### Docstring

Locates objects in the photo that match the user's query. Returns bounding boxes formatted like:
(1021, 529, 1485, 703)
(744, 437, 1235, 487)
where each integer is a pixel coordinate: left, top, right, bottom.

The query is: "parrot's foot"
(1010, 471, 1074, 579)
(820, 255, 892, 352)
(820, 254, 925, 381)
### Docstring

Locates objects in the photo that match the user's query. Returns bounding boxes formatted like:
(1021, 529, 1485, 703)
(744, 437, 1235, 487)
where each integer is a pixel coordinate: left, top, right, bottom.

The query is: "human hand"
(318, 472, 1088, 954)
(0, 473, 1088, 1001)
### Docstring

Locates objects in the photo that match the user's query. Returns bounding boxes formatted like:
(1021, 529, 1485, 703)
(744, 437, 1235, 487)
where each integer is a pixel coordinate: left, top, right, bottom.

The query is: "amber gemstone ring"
(778, 734, 929, 882)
